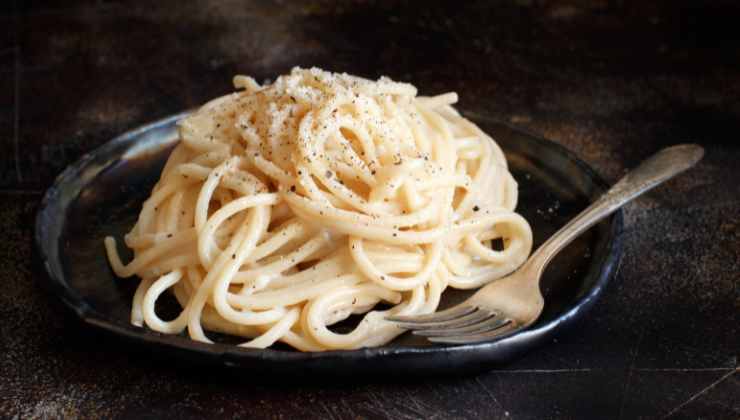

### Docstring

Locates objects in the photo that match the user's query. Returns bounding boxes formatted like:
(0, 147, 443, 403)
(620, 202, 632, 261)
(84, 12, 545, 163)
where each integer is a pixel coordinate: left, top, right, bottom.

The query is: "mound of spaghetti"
(105, 67, 532, 351)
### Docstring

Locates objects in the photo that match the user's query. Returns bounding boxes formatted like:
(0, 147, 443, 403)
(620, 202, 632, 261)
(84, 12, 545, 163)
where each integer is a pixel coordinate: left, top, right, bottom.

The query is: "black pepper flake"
(231, 254, 236, 259)
(290, 185, 296, 192)
(473, 205, 480, 212)
(325, 170, 332, 178)
(167, 234, 173, 238)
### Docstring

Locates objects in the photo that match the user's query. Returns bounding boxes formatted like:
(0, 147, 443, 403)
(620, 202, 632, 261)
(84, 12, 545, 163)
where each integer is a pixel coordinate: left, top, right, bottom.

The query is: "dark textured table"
(2, 1, 738, 419)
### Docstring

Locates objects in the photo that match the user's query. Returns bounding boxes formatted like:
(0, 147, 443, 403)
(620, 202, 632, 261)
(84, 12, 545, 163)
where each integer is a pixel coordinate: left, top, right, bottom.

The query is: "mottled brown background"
(1, 1, 738, 419)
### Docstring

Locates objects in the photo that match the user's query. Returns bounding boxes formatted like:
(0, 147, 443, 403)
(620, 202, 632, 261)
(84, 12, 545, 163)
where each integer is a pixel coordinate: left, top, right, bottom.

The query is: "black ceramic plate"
(35, 111, 622, 376)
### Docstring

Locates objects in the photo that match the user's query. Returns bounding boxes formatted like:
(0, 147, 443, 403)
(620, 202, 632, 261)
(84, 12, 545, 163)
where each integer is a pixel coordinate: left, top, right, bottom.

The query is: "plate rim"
(34, 111, 624, 367)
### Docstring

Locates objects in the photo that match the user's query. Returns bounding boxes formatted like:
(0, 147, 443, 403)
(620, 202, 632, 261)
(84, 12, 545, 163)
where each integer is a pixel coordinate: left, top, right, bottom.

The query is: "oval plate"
(35, 111, 622, 376)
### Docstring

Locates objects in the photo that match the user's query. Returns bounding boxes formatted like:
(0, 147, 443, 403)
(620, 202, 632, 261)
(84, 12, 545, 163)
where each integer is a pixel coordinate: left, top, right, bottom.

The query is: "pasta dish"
(105, 68, 532, 351)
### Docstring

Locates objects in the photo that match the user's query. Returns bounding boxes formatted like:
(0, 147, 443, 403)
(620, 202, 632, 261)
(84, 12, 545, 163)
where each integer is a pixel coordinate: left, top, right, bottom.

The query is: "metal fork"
(386, 144, 704, 344)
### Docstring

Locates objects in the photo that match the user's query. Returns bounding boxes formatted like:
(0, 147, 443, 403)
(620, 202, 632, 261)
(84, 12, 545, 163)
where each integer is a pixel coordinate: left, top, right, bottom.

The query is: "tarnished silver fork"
(387, 144, 704, 344)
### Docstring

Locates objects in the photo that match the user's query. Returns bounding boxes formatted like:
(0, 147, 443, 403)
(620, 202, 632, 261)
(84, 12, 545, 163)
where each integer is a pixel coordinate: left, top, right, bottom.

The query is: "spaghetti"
(105, 67, 532, 351)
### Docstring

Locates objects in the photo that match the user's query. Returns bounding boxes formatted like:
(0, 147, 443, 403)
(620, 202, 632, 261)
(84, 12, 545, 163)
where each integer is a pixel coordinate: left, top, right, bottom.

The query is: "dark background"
(1, 1, 738, 418)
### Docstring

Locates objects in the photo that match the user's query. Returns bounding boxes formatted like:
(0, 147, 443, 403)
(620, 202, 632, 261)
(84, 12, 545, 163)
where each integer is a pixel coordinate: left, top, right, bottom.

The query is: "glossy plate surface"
(35, 111, 622, 376)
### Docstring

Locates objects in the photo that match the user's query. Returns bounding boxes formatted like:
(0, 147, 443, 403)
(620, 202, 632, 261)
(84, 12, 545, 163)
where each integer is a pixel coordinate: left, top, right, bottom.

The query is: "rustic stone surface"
(1, 1, 738, 418)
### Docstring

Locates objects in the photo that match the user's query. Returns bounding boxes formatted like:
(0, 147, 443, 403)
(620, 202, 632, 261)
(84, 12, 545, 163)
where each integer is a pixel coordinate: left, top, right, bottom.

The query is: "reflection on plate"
(35, 111, 622, 376)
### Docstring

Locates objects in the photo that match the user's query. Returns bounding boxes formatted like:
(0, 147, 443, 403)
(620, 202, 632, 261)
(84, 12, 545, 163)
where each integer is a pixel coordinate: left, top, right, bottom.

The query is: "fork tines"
(387, 305, 517, 344)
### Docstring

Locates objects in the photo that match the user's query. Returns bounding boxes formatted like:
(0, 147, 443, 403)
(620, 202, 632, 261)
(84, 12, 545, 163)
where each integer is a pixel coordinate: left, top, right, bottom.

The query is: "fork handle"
(528, 144, 704, 271)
